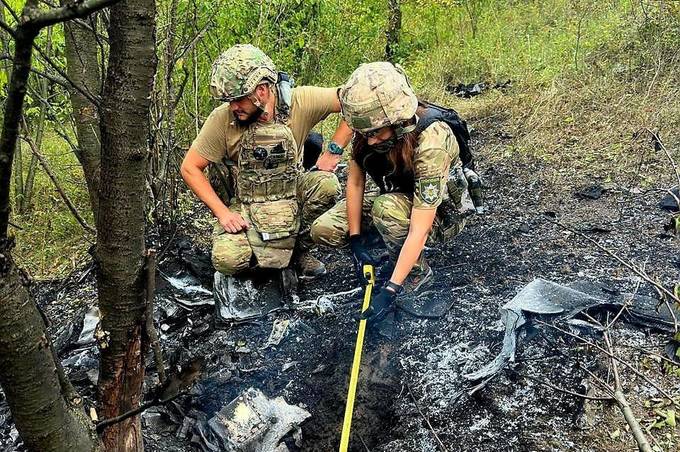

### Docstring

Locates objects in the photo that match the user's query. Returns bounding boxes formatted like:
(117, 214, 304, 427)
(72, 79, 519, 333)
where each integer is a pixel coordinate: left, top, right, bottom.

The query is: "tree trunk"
(0, 252, 100, 452)
(385, 0, 402, 62)
(95, 0, 156, 450)
(62, 8, 103, 223)
(0, 1, 120, 449)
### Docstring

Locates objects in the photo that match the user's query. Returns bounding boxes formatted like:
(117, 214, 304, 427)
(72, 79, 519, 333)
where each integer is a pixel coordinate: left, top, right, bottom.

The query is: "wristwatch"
(327, 141, 344, 156)
(384, 281, 404, 295)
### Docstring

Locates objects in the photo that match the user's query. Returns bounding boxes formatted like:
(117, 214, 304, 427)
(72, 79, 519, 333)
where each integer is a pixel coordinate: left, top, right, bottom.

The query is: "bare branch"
(646, 128, 680, 194)
(406, 382, 449, 452)
(547, 218, 680, 322)
(32, 42, 101, 106)
(25, 0, 119, 29)
(604, 330, 653, 452)
(517, 372, 613, 402)
(18, 130, 95, 235)
(537, 320, 675, 401)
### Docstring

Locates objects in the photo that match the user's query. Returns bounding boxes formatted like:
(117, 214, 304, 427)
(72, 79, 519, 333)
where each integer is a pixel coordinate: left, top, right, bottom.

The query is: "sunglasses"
(357, 127, 391, 139)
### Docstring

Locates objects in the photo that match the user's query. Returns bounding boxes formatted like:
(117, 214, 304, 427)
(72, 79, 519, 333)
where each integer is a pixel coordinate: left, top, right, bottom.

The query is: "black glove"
(357, 283, 402, 324)
(349, 234, 377, 283)
(349, 234, 377, 267)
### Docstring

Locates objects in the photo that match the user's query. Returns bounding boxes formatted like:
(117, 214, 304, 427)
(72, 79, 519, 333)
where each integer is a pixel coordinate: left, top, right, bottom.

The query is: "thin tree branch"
(18, 130, 95, 235)
(518, 372, 613, 402)
(547, 218, 680, 323)
(95, 391, 183, 433)
(645, 128, 680, 195)
(25, 0, 118, 29)
(0, 52, 72, 88)
(32, 42, 100, 105)
(537, 320, 675, 401)
(604, 330, 653, 452)
(406, 382, 449, 452)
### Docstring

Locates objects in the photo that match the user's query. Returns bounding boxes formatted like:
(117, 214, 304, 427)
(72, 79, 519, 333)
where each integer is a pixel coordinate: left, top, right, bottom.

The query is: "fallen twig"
(95, 390, 183, 433)
(604, 330, 653, 452)
(96, 356, 204, 432)
(406, 382, 449, 452)
(357, 433, 371, 452)
(517, 372, 612, 402)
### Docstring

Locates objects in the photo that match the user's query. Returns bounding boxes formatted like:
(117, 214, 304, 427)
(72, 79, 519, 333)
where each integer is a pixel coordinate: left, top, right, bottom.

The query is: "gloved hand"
(349, 234, 377, 267)
(357, 284, 400, 324)
(349, 234, 377, 284)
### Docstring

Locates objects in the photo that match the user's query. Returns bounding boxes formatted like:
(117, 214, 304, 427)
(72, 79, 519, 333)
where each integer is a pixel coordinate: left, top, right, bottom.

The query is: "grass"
(404, 0, 680, 186)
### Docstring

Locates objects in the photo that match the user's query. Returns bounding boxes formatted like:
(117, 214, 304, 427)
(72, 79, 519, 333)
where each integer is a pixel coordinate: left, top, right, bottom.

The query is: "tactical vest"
(234, 120, 302, 268)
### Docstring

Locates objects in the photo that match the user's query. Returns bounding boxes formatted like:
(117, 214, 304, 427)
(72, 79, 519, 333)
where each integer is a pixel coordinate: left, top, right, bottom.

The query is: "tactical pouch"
(248, 199, 300, 242)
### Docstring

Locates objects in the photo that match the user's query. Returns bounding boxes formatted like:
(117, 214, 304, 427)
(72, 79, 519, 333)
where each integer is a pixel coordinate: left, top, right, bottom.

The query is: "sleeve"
(293, 86, 340, 129)
(412, 122, 459, 209)
(191, 106, 230, 163)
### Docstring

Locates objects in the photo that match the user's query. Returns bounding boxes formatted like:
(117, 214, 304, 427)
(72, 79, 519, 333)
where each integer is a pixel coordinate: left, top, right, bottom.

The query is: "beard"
(233, 107, 263, 127)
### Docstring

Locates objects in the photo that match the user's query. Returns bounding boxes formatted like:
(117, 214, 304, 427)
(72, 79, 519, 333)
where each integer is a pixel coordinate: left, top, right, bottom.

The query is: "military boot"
(294, 250, 327, 279)
(402, 259, 434, 295)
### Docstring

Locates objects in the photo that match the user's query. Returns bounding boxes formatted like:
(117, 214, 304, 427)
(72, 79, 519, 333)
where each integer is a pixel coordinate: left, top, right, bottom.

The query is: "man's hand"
(314, 151, 342, 172)
(217, 209, 249, 233)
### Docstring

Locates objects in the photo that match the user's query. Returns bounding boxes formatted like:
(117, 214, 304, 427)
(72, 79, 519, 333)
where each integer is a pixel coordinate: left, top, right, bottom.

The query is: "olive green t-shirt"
(191, 86, 338, 163)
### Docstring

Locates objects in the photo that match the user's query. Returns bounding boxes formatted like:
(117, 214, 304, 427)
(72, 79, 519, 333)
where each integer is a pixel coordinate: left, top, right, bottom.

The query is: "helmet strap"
(394, 115, 418, 137)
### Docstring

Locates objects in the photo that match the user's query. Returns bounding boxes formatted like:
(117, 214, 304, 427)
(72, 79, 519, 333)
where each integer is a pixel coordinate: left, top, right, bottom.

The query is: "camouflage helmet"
(210, 44, 277, 102)
(340, 62, 418, 134)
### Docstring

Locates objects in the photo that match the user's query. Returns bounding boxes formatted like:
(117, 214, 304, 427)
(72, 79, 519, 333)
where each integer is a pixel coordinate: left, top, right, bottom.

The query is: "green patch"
(417, 177, 441, 205)
(350, 116, 372, 130)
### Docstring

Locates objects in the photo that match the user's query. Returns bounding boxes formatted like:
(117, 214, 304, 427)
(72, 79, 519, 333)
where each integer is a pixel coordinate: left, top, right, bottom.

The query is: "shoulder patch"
(417, 177, 441, 205)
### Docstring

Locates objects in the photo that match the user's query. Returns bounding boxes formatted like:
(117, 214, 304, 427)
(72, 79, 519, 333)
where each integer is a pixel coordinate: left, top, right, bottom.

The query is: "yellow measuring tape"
(339, 264, 375, 452)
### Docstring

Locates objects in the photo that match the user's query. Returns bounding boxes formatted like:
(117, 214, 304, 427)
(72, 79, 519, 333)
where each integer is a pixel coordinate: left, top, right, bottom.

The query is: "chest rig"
(234, 119, 301, 268)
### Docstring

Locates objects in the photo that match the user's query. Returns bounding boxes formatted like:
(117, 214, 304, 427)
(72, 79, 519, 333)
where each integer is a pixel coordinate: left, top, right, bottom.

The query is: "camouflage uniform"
(311, 62, 465, 274)
(197, 45, 340, 275)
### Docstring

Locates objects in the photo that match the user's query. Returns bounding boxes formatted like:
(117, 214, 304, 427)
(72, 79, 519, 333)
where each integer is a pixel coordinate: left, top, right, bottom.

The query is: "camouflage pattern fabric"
(209, 44, 277, 102)
(340, 62, 418, 134)
(212, 171, 340, 275)
(411, 121, 458, 209)
(235, 120, 300, 204)
(311, 192, 452, 273)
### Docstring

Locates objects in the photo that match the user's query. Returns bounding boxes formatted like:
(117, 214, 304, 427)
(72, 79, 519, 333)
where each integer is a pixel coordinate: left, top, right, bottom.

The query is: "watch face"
(328, 142, 344, 155)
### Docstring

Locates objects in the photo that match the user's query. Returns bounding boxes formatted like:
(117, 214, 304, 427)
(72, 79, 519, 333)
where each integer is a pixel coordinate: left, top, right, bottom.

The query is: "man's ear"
(254, 83, 270, 99)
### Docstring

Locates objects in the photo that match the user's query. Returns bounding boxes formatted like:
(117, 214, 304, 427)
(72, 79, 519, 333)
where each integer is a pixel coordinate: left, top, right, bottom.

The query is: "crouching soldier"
(181, 44, 352, 298)
(311, 62, 468, 329)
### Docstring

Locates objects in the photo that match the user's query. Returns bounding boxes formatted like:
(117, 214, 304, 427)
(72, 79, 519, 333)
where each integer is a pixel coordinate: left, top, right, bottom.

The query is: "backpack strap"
(416, 100, 474, 170)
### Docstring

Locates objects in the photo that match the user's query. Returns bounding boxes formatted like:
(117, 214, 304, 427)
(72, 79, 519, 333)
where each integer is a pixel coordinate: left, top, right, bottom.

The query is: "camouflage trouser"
(212, 171, 340, 275)
(311, 191, 463, 273)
